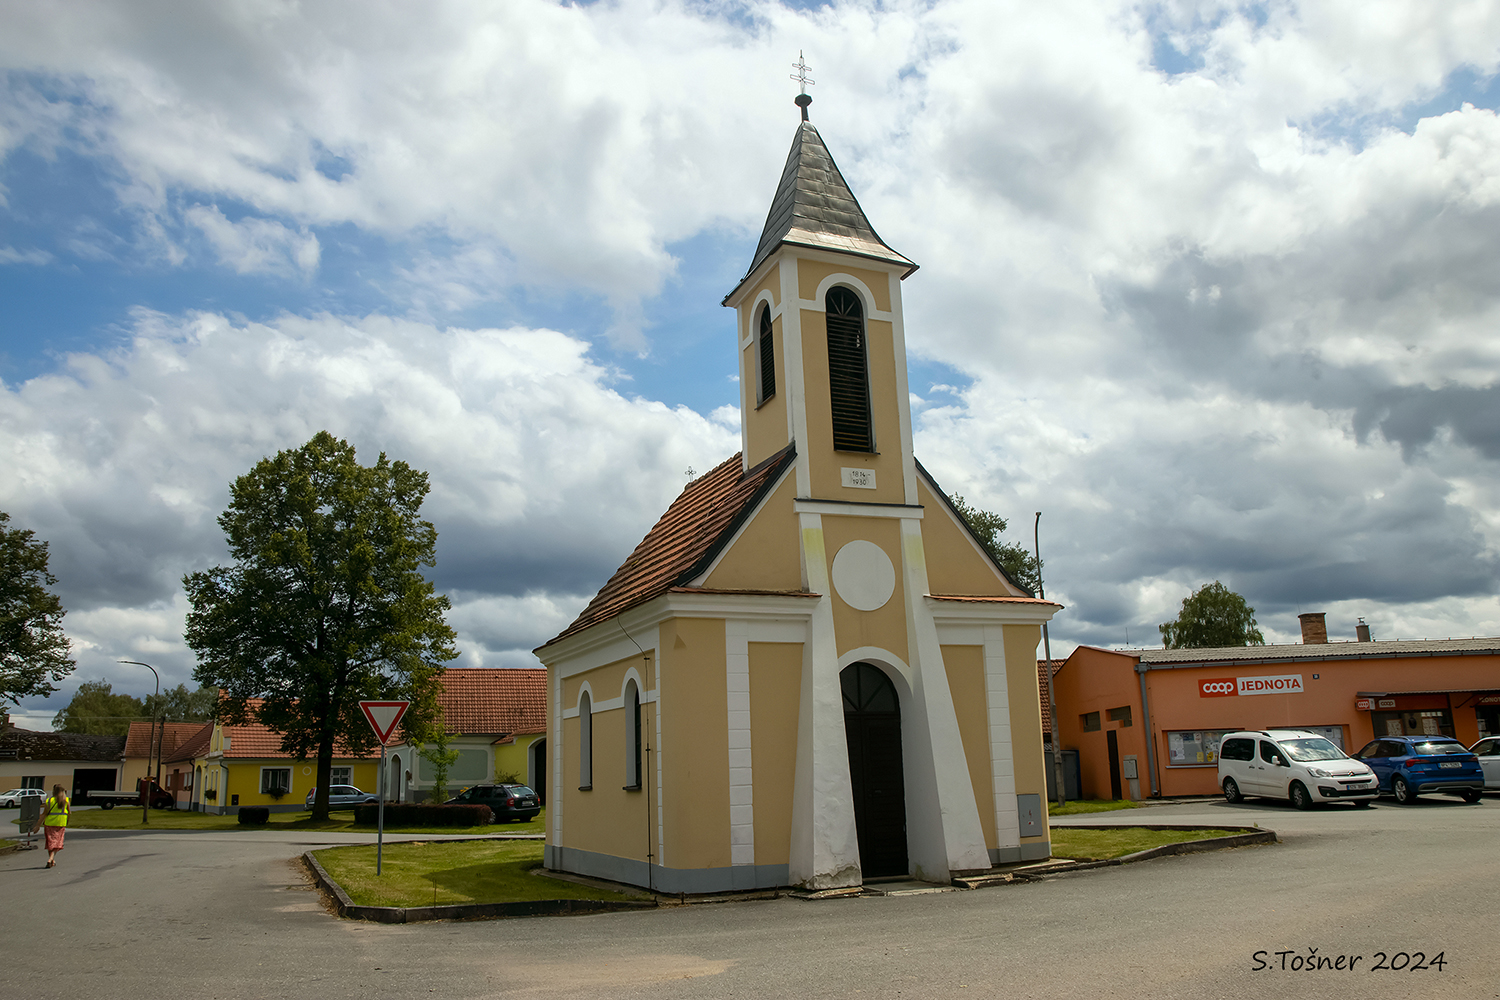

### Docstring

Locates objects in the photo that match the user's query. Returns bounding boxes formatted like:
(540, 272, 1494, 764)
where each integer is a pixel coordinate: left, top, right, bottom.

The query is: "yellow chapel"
(534, 95, 1061, 892)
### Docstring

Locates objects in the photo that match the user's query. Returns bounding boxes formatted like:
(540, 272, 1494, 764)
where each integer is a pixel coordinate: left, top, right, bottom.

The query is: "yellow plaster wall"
(703, 474, 802, 592)
(492, 736, 542, 783)
(942, 644, 996, 850)
(916, 479, 1021, 597)
(561, 652, 653, 712)
(659, 617, 731, 870)
(821, 515, 909, 659)
(800, 309, 906, 504)
(1003, 624, 1050, 846)
(795, 258, 893, 313)
(558, 702, 653, 860)
(222, 758, 377, 809)
(748, 641, 802, 866)
(742, 309, 791, 470)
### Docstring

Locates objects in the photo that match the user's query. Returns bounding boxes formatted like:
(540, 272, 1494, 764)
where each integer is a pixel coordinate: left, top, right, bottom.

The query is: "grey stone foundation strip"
(302, 850, 658, 924)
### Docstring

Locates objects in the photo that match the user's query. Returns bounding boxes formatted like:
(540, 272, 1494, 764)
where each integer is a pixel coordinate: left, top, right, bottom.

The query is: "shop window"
(1107, 706, 1133, 728)
(260, 767, 291, 797)
(1166, 730, 1234, 766)
(1080, 712, 1101, 732)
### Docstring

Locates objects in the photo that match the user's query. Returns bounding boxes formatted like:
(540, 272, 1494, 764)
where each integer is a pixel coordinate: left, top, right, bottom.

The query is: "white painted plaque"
(831, 540, 896, 611)
(841, 468, 877, 489)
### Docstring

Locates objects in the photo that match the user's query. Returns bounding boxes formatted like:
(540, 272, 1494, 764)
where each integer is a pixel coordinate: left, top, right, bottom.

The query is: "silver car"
(1470, 737, 1500, 792)
(0, 788, 47, 808)
(304, 784, 378, 810)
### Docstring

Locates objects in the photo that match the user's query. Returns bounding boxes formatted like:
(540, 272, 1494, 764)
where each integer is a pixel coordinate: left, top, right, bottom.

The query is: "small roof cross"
(790, 50, 815, 120)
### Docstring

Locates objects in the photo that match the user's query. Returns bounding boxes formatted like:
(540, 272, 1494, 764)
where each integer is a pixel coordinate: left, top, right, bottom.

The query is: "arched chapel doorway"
(841, 662, 908, 877)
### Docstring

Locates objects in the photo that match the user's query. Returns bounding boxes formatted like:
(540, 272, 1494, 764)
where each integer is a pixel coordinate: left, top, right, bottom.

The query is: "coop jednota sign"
(1198, 674, 1305, 698)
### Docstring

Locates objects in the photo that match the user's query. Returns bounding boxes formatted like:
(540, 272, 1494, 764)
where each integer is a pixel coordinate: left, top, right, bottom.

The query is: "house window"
(1081, 712, 1101, 732)
(824, 286, 873, 452)
(22, 775, 44, 789)
(624, 680, 642, 791)
(1166, 730, 1235, 766)
(579, 691, 593, 790)
(260, 767, 292, 797)
(331, 767, 352, 786)
(757, 305, 776, 404)
(1107, 706, 1133, 728)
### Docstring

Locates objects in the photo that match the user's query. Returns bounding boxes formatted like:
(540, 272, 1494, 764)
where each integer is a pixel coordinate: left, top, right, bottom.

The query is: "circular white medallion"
(831, 539, 896, 612)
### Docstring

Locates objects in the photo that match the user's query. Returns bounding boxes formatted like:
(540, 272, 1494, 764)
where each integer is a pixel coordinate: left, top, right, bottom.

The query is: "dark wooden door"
(1107, 729, 1122, 801)
(842, 663, 908, 878)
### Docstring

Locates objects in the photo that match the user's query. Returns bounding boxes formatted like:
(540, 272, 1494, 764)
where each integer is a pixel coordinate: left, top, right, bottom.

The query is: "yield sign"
(359, 701, 409, 745)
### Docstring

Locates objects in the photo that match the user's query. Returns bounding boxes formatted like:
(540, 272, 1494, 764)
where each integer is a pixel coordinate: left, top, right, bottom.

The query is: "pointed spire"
(740, 120, 917, 284)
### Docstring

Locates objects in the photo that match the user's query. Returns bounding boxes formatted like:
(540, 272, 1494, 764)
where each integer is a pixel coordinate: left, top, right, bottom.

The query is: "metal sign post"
(358, 700, 409, 877)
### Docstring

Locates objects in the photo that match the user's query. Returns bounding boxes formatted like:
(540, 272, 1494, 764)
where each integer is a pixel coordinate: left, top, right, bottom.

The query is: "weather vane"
(790, 50, 814, 120)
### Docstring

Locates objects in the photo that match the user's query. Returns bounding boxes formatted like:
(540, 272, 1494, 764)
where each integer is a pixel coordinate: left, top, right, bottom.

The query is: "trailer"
(87, 776, 176, 810)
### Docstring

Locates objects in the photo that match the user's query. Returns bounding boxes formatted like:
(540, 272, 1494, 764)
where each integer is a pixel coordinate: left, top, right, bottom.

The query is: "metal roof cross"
(790, 51, 815, 94)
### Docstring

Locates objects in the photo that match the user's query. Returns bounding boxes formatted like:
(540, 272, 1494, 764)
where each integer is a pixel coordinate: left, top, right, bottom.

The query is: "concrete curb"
(1041, 824, 1277, 873)
(302, 850, 659, 923)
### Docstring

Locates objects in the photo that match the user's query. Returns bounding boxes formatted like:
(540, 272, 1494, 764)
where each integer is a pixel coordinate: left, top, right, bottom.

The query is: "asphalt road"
(2, 795, 1496, 1000)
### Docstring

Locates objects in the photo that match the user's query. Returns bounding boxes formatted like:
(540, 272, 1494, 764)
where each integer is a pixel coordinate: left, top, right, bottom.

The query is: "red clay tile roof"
(220, 706, 377, 760)
(437, 668, 546, 736)
(161, 722, 213, 764)
(1037, 659, 1064, 735)
(124, 721, 216, 760)
(539, 445, 796, 650)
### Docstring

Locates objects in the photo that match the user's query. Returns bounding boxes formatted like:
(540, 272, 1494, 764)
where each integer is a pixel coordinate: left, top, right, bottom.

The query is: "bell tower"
(723, 95, 920, 509)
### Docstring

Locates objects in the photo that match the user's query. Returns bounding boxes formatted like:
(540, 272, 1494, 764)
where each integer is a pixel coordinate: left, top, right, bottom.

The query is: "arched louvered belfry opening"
(757, 304, 776, 404)
(825, 286, 873, 452)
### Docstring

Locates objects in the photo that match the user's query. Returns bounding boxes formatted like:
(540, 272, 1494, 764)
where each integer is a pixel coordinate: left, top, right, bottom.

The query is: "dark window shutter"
(825, 286, 873, 452)
(758, 306, 776, 402)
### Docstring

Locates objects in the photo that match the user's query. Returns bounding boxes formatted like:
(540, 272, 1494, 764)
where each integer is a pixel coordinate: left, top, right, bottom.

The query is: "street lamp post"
(120, 661, 160, 825)
(1034, 514, 1066, 807)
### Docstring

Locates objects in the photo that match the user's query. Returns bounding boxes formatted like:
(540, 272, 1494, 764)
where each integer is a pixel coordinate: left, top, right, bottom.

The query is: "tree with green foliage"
(1159, 581, 1266, 649)
(52, 680, 144, 735)
(146, 683, 220, 723)
(418, 718, 460, 804)
(948, 495, 1042, 594)
(183, 431, 457, 820)
(1, 510, 76, 706)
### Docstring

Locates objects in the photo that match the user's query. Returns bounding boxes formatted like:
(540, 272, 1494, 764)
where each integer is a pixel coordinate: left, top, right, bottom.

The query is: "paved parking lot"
(3, 795, 1496, 999)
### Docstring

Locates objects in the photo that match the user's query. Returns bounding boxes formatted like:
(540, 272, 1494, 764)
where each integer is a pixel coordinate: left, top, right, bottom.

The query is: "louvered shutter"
(758, 306, 776, 402)
(825, 286, 873, 452)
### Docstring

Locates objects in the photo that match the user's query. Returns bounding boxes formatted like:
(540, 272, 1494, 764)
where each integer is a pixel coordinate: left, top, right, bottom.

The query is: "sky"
(4, 0, 1500, 727)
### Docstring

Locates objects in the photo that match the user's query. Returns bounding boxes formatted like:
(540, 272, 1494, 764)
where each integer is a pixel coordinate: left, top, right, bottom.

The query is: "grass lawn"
(66, 805, 544, 837)
(314, 839, 646, 908)
(1046, 799, 1140, 816)
(1049, 826, 1244, 861)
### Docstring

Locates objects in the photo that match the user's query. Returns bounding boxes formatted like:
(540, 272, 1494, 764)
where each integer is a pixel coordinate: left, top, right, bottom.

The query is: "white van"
(1217, 730, 1379, 809)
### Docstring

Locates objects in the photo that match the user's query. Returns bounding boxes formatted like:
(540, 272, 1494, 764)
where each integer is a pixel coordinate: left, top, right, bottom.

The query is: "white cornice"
(926, 598, 1061, 626)
(793, 498, 923, 519)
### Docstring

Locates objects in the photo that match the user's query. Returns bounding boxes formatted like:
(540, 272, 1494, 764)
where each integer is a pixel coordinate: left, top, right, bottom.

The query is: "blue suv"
(1352, 737, 1485, 804)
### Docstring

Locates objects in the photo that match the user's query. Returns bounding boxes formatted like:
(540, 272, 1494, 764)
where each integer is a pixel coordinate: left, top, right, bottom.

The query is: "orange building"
(1056, 613, 1500, 800)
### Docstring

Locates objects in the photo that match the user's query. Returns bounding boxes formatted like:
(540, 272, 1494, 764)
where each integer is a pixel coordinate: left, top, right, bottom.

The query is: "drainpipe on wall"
(1135, 661, 1160, 797)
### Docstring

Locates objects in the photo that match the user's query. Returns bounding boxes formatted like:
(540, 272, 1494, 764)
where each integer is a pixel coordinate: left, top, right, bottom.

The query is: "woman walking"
(33, 783, 70, 868)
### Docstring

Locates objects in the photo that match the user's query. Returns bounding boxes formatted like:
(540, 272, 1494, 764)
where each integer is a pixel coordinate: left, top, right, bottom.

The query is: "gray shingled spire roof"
(742, 120, 917, 283)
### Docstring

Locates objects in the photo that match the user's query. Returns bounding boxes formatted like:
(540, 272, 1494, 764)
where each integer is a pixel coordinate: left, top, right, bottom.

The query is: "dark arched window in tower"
(624, 679, 642, 790)
(825, 286, 873, 452)
(757, 305, 776, 404)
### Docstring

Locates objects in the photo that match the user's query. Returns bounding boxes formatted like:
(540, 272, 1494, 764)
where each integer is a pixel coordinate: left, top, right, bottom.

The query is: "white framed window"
(579, 691, 593, 790)
(756, 304, 776, 405)
(331, 767, 352, 786)
(624, 679, 642, 790)
(260, 767, 292, 797)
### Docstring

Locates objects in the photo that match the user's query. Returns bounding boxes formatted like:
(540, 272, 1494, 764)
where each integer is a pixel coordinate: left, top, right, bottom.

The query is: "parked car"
(1352, 737, 1485, 804)
(304, 785, 379, 810)
(445, 783, 541, 823)
(1, 788, 47, 808)
(1218, 730, 1379, 809)
(1470, 736, 1500, 792)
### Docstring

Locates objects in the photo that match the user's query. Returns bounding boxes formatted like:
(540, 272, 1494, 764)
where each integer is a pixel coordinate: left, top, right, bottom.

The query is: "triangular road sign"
(359, 700, 409, 745)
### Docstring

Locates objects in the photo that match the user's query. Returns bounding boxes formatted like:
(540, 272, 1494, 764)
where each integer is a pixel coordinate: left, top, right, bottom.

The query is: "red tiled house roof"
(124, 721, 216, 760)
(437, 668, 546, 736)
(1038, 659, 1064, 737)
(539, 445, 800, 650)
(161, 722, 213, 764)
(220, 701, 376, 760)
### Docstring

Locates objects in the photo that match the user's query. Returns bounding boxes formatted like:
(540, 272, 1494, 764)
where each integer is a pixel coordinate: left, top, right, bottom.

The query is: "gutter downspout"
(1135, 661, 1160, 798)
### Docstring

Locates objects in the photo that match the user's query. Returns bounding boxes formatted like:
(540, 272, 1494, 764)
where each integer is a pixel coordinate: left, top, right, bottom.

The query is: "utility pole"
(1033, 514, 1066, 807)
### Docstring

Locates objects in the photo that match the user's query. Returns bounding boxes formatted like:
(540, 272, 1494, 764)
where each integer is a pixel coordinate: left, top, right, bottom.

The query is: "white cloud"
(185, 204, 320, 277)
(0, 245, 52, 265)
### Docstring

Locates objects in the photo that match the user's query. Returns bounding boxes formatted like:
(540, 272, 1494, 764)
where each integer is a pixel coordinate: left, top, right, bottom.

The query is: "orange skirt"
(44, 826, 66, 850)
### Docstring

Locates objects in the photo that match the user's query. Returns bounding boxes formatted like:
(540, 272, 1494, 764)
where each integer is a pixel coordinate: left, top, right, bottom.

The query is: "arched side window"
(825, 286, 873, 452)
(624, 679, 642, 790)
(756, 304, 776, 404)
(579, 691, 593, 790)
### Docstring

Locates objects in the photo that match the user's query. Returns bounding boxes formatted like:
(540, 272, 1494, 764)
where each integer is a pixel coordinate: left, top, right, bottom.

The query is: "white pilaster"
(787, 510, 861, 889)
(779, 253, 811, 497)
(726, 620, 755, 866)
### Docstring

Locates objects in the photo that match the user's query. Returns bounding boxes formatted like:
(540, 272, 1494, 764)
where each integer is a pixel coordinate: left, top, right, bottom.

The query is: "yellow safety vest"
(43, 795, 69, 827)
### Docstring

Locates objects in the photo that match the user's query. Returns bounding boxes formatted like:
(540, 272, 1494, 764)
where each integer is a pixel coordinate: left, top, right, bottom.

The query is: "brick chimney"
(1298, 612, 1328, 644)
(1356, 618, 1372, 642)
